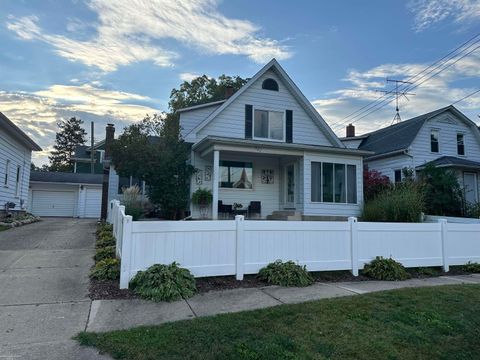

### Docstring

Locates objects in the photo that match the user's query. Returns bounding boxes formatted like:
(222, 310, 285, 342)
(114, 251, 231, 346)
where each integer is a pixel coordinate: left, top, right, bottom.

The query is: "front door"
(464, 172, 478, 204)
(284, 163, 295, 209)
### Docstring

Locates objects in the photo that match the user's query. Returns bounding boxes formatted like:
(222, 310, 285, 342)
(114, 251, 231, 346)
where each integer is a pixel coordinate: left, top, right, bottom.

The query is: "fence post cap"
(438, 219, 448, 224)
(235, 215, 244, 221)
(348, 217, 357, 223)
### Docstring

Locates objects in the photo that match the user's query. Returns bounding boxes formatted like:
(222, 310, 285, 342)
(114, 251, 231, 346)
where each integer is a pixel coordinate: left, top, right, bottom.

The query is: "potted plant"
(191, 188, 213, 219)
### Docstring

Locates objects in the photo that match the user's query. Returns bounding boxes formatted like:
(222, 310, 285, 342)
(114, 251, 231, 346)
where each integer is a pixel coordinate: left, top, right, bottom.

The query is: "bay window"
(254, 109, 284, 141)
(311, 162, 357, 204)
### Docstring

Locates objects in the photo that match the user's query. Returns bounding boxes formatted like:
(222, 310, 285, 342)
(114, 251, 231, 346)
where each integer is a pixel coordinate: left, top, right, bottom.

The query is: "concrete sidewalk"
(86, 273, 480, 332)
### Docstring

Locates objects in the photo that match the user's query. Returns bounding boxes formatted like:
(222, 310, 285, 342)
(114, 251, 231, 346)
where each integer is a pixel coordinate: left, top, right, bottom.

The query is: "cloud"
(313, 52, 480, 137)
(6, 0, 291, 72)
(179, 72, 202, 82)
(0, 84, 159, 165)
(408, 0, 480, 31)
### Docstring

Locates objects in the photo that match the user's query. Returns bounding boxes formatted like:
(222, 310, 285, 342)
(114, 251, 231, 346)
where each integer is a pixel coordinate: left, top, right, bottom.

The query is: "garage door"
(31, 190, 76, 217)
(84, 187, 102, 218)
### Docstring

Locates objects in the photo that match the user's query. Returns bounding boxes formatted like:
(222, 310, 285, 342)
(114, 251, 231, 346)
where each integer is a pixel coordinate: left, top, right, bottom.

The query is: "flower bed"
(0, 213, 40, 229)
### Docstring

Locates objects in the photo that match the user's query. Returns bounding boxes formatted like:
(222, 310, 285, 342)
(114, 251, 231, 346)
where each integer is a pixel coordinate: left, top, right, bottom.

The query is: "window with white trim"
(4, 160, 10, 187)
(430, 129, 439, 153)
(253, 109, 284, 141)
(311, 162, 357, 204)
(394, 169, 402, 183)
(15, 166, 21, 196)
(457, 133, 465, 155)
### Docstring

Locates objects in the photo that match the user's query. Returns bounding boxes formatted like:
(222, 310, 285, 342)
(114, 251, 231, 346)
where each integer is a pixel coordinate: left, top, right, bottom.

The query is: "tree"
(111, 74, 248, 219)
(420, 164, 464, 216)
(49, 117, 87, 172)
(111, 114, 195, 219)
(168, 74, 248, 112)
(30, 163, 49, 172)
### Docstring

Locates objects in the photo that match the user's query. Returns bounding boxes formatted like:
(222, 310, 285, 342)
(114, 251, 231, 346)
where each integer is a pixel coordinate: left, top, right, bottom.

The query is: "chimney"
(101, 124, 115, 221)
(104, 124, 115, 161)
(225, 86, 234, 99)
(346, 123, 355, 138)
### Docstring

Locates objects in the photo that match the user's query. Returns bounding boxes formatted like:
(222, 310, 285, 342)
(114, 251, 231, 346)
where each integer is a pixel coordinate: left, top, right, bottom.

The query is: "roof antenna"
(377, 79, 415, 124)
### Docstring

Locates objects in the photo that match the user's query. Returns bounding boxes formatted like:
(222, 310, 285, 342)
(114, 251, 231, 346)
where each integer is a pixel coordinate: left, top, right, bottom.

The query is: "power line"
(332, 41, 480, 130)
(343, 89, 480, 150)
(451, 89, 480, 105)
(329, 33, 480, 130)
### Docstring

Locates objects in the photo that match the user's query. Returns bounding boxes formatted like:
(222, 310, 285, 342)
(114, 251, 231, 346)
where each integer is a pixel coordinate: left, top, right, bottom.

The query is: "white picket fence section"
(424, 214, 480, 224)
(108, 200, 480, 289)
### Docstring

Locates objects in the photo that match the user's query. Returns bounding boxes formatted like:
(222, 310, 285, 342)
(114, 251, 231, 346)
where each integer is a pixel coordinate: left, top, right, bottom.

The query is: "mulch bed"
(89, 267, 472, 300)
(89, 279, 138, 300)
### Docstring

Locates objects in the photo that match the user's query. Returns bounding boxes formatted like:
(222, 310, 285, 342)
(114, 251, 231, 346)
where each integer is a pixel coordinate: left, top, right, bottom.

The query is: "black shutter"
(286, 110, 293, 143)
(245, 104, 253, 139)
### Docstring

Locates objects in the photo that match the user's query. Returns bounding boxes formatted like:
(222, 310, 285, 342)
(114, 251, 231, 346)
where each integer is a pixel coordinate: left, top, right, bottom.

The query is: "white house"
(180, 59, 371, 220)
(0, 112, 41, 216)
(342, 106, 480, 204)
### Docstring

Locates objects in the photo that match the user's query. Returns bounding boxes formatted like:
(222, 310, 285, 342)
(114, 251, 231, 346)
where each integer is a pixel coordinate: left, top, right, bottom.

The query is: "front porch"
(191, 137, 304, 220)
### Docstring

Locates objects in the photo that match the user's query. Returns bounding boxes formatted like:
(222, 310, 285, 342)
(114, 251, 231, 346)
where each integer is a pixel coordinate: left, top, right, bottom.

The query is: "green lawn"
(0, 225, 10, 232)
(76, 284, 480, 360)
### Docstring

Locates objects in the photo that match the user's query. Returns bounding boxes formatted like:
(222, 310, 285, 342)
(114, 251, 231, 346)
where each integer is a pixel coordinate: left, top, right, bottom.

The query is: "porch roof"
(416, 156, 480, 171)
(193, 136, 373, 158)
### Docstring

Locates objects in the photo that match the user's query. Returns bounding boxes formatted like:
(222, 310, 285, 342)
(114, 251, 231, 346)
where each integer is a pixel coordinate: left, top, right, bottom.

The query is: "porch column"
(212, 150, 220, 220)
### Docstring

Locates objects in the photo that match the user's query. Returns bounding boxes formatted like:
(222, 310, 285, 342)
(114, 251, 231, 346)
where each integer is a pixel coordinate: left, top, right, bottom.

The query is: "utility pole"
(90, 122, 95, 174)
(377, 79, 415, 124)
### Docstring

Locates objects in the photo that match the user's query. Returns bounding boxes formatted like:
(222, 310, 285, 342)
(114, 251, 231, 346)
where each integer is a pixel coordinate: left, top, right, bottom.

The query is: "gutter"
(364, 149, 410, 161)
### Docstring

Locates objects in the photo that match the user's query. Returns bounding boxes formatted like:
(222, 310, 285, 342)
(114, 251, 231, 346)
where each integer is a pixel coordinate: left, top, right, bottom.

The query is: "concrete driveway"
(0, 218, 110, 360)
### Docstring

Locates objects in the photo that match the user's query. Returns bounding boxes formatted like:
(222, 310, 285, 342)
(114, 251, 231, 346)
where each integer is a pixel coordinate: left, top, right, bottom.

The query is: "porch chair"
(248, 201, 261, 219)
(218, 200, 233, 219)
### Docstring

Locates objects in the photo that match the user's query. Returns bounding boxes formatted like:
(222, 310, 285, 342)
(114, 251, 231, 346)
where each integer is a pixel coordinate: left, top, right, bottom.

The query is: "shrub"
(462, 262, 480, 273)
(90, 258, 120, 280)
(96, 234, 116, 248)
(362, 182, 424, 222)
(122, 185, 143, 220)
(129, 262, 196, 302)
(94, 246, 116, 262)
(258, 260, 313, 287)
(96, 223, 113, 235)
(363, 169, 391, 202)
(362, 256, 410, 281)
(420, 164, 464, 217)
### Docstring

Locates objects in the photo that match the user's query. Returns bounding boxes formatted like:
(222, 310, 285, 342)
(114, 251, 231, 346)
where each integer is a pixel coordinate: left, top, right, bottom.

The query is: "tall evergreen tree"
(49, 117, 87, 172)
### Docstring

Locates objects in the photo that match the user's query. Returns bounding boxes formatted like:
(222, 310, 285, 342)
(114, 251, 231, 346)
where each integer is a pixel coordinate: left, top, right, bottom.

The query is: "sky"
(0, 0, 479, 166)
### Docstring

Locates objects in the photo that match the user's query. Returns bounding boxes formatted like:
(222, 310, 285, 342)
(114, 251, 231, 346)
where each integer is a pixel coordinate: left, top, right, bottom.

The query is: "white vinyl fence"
(108, 200, 480, 289)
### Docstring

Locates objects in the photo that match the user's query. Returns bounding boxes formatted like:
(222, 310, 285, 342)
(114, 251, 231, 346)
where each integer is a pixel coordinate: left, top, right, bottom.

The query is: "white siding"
(180, 105, 222, 142)
(0, 129, 32, 211)
(190, 151, 281, 218)
(365, 154, 414, 182)
(197, 70, 334, 146)
(303, 152, 364, 217)
(409, 112, 480, 167)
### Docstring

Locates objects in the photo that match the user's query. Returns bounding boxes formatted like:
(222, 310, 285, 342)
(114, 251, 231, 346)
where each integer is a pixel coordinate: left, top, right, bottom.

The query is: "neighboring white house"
(342, 106, 480, 204)
(0, 112, 42, 216)
(180, 59, 371, 220)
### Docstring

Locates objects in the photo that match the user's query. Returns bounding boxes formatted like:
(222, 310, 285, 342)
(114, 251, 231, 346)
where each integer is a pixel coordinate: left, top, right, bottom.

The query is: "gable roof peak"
(186, 59, 344, 148)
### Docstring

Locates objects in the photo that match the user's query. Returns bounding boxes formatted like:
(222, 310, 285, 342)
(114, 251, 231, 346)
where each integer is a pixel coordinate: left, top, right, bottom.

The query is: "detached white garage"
(29, 172, 103, 219)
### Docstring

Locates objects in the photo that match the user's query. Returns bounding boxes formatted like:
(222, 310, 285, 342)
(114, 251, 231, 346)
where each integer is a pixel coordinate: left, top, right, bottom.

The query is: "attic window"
(262, 78, 279, 91)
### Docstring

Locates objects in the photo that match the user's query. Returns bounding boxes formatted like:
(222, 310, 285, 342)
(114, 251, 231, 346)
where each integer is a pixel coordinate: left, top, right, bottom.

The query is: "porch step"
(267, 210, 303, 221)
